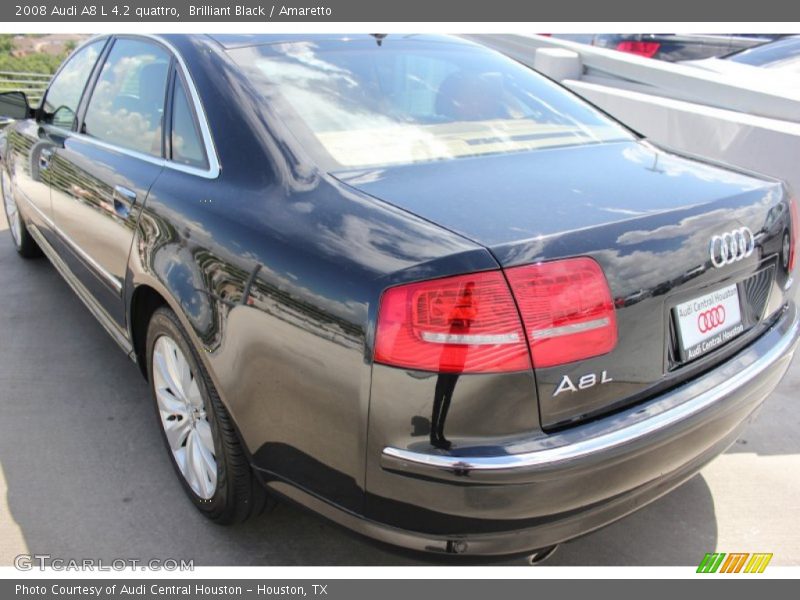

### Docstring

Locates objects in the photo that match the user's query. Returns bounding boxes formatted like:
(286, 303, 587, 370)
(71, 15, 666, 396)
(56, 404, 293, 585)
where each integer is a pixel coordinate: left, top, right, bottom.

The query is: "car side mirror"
(0, 91, 32, 121)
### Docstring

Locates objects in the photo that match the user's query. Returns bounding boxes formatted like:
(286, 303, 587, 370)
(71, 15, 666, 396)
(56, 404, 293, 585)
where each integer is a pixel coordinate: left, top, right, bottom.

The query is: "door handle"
(38, 148, 53, 171)
(112, 185, 137, 218)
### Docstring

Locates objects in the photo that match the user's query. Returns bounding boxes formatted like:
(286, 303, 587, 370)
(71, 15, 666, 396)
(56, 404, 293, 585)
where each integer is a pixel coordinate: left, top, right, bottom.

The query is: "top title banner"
(3, 0, 800, 22)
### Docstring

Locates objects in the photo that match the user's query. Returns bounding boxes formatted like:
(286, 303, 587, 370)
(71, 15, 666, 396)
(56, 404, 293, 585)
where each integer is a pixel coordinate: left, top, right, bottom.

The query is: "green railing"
(0, 70, 51, 105)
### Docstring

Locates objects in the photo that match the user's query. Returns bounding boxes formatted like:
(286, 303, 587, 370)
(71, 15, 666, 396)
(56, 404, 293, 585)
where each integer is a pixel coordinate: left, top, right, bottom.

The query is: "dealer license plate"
(673, 284, 744, 362)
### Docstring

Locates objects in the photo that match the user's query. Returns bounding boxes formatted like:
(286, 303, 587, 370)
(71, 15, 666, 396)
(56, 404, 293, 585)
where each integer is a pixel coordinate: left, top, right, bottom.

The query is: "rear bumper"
(381, 306, 799, 486)
(360, 302, 799, 556)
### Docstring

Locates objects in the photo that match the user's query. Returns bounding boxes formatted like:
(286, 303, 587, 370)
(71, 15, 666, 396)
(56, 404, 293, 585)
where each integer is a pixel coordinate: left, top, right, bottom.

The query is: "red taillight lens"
(789, 197, 799, 272)
(615, 41, 661, 58)
(505, 257, 618, 368)
(374, 271, 530, 373)
(374, 258, 618, 373)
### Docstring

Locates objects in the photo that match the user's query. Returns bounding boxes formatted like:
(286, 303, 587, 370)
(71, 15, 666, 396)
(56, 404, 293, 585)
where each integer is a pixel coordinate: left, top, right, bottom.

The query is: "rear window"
(227, 38, 634, 170)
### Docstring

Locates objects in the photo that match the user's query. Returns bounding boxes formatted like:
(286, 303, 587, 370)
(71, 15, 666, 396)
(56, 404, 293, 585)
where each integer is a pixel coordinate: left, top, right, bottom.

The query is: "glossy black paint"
(51, 135, 158, 323)
(366, 308, 796, 539)
(2, 33, 798, 556)
(340, 140, 790, 427)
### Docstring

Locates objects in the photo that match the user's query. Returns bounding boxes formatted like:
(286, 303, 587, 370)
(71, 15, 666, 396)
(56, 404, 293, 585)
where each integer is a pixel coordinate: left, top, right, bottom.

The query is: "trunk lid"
(335, 141, 791, 428)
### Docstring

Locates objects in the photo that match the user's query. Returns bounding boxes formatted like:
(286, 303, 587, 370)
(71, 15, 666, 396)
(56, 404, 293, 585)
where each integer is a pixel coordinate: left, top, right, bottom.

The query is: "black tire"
(146, 306, 271, 524)
(1, 166, 42, 258)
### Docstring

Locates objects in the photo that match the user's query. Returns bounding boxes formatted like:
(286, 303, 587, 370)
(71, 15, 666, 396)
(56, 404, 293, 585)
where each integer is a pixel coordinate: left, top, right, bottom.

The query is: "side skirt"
(27, 222, 136, 361)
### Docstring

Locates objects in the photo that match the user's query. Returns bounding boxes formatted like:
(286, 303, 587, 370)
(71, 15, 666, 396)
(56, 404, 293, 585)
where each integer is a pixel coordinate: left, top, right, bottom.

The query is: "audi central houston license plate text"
(674, 284, 745, 361)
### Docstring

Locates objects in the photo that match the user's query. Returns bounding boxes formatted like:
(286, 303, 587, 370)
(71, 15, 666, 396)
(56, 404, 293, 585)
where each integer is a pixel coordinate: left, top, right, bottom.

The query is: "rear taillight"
(505, 257, 618, 368)
(374, 257, 618, 373)
(789, 197, 798, 272)
(374, 271, 531, 373)
(615, 40, 661, 58)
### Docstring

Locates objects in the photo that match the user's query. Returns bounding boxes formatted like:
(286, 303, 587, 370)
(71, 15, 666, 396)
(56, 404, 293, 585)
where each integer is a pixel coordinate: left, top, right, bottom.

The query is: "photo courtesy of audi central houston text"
(0, 33, 798, 561)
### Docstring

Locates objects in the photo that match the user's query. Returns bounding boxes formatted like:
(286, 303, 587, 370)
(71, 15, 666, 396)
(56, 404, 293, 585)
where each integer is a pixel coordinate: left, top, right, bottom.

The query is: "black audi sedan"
(1, 34, 798, 559)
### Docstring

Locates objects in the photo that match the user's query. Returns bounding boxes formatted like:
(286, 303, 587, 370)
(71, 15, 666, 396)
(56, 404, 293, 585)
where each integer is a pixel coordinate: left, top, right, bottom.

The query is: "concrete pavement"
(0, 209, 798, 566)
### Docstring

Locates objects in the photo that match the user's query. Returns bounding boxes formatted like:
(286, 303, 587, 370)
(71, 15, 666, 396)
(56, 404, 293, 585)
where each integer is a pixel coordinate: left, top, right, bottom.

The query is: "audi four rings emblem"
(709, 227, 755, 268)
(698, 305, 726, 333)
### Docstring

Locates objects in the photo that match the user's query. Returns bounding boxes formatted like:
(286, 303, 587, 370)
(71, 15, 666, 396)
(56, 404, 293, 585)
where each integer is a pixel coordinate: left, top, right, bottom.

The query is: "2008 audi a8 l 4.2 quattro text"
(1, 34, 798, 560)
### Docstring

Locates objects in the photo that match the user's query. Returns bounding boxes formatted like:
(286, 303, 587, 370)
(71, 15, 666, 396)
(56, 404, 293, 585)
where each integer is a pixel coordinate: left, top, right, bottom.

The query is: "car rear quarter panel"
(128, 35, 502, 514)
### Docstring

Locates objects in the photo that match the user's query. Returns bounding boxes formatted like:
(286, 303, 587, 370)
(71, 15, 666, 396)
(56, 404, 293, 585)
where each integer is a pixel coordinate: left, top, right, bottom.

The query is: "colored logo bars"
(697, 552, 773, 573)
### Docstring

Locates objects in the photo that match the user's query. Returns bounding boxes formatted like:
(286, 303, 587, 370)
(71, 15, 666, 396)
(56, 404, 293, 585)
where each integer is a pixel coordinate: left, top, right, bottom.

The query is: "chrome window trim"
(141, 34, 221, 178)
(19, 189, 123, 294)
(45, 34, 221, 180)
(46, 127, 214, 178)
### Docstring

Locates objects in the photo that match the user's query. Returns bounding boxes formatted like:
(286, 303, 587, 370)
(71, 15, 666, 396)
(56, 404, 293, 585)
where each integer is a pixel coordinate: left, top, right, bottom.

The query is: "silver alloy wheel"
(153, 335, 218, 499)
(1, 169, 21, 248)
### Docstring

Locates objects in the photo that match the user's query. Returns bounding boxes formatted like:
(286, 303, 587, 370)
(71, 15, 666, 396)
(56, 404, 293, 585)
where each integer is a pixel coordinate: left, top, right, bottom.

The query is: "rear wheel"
(1, 167, 41, 258)
(146, 307, 271, 523)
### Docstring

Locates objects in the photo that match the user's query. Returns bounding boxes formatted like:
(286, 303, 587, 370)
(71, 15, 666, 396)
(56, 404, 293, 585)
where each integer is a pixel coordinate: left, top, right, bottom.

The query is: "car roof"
(203, 33, 471, 50)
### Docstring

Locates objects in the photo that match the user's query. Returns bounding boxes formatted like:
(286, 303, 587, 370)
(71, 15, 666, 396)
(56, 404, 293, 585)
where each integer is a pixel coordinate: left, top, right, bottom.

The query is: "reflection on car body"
(0, 33, 798, 559)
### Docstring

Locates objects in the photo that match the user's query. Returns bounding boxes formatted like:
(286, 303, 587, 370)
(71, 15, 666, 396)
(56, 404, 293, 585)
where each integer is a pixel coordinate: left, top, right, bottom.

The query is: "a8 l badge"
(554, 370, 614, 397)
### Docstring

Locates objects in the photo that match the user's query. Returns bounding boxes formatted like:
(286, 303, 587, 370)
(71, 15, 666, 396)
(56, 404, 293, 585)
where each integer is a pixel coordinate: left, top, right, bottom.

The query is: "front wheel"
(146, 307, 271, 523)
(1, 166, 42, 258)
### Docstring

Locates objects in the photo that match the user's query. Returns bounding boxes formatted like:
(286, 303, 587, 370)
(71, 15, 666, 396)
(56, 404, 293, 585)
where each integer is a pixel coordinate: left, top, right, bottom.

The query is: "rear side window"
(41, 40, 105, 129)
(170, 75, 208, 169)
(82, 38, 171, 157)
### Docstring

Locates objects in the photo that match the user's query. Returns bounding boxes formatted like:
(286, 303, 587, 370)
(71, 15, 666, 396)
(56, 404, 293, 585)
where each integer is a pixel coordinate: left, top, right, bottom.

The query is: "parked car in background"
(1, 34, 799, 560)
(551, 34, 782, 61)
(682, 36, 800, 90)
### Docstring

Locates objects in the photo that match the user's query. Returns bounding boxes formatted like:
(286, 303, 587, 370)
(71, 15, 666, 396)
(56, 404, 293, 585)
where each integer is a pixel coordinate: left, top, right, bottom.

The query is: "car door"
(4, 38, 107, 237)
(48, 37, 170, 327)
